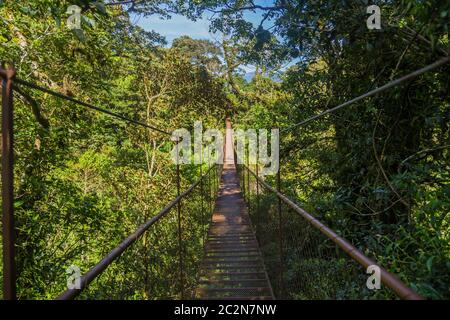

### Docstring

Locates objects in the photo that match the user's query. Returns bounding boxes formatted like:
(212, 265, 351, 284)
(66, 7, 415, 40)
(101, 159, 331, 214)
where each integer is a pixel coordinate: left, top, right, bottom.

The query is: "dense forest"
(0, 1, 449, 299)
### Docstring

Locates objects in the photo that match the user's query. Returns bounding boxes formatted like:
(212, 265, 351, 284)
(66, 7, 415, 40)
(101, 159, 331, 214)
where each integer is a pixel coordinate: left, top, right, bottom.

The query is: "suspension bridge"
(195, 120, 274, 300)
(2, 56, 449, 300)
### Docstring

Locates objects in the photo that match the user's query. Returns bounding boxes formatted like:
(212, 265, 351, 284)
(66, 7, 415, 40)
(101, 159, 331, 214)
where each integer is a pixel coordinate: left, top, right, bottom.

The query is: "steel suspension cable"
(281, 56, 450, 134)
(233, 146, 422, 300)
(245, 162, 422, 299)
(14, 77, 172, 136)
(57, 164, 216, 300)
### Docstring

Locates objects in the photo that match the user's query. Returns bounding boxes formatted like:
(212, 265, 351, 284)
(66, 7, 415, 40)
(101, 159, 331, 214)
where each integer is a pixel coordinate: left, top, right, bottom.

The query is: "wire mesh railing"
(0, 66, 221, 300)
(233, 56, 450, 300)
(58, 164, 220, 300)
(3, 53, 448, 300)
(62, 164, 221, 300)
(236, 154, 422, 300)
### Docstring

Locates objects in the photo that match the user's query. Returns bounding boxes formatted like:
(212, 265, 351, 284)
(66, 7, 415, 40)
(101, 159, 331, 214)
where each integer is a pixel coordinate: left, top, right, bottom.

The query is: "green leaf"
(14, 200, 24, 208)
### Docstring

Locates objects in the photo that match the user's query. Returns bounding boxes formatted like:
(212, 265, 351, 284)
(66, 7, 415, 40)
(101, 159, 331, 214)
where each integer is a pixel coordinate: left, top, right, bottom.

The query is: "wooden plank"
(195, 130, 274, 300)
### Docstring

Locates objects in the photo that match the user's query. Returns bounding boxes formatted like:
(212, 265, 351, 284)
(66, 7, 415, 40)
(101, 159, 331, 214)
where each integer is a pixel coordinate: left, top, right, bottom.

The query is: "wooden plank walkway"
(195, 120, 274, 300)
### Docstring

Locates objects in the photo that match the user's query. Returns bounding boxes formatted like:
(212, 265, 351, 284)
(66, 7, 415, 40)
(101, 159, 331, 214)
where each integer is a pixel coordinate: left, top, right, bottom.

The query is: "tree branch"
(14, 85, 50, 129)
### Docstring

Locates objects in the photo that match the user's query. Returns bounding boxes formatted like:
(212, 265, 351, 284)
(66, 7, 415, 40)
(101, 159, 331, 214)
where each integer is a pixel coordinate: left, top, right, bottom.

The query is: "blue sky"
(131, 1, 281, 74)
(133, 11, 268, 73)
(133, 14, 214, 45)
(133, 10, 269, 45)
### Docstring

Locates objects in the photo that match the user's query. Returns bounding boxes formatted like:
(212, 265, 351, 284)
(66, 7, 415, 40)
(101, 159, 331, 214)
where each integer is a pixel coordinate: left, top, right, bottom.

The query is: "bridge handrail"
(280, 56, 450, 134)
(235, 148, 423, 300)
(57, 164, 216, 300)
(11, 75, 172, 135)
(1, 67, 216, 300)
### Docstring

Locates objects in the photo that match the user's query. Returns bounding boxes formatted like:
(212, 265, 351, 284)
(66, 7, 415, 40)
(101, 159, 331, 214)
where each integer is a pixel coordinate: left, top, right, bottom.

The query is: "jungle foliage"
(203, 0, 449, 299)
(0, 0, 449, 299)
(0, 0, 226, 299)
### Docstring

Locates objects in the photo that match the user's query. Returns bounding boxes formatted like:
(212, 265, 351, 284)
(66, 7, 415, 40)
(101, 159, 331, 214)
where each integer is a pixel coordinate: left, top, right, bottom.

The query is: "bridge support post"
(244, 166, 246, 200)
(211, 156, 215, 196)
(277, 163, 284, 298)
(1, 67, 16, 300)
(241, 160, 245, 198)
(215, 163, 217, 193)
(175, 142, 184, 299)
(200, 154, 205, 247)
(208, 153, 212, 214)
(246, 148, 250, 208)
(256, 162, 259, 221)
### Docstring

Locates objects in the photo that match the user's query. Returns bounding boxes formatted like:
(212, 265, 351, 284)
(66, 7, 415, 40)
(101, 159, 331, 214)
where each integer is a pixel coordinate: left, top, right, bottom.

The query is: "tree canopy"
(0, 0, 448, 299)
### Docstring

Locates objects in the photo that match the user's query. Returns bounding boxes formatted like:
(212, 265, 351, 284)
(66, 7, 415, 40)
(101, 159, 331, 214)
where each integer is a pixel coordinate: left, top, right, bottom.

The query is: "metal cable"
(234, 142, 423, 300)
(14, 78, 172, 136)
(280, 57, 450, 134)
(57, 164, 216, 300)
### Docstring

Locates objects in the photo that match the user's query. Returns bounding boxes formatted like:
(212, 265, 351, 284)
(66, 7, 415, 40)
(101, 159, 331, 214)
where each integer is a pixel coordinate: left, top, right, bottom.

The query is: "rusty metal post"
(241, 154, 246, 198)
(209, 171, 212, 214)
(200, 153, 205, 247)
(214, 162, 217, 195)
(213, 157, 217, 195)
(175, 141, 184, 299)
(246, 148, 250, 206)
(256, 162, 259, 216)
(2, 67, 16, 300)
(211, 152, 215, 196)
(277, 162, 283, 298)
(208, 152, 212, 214)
